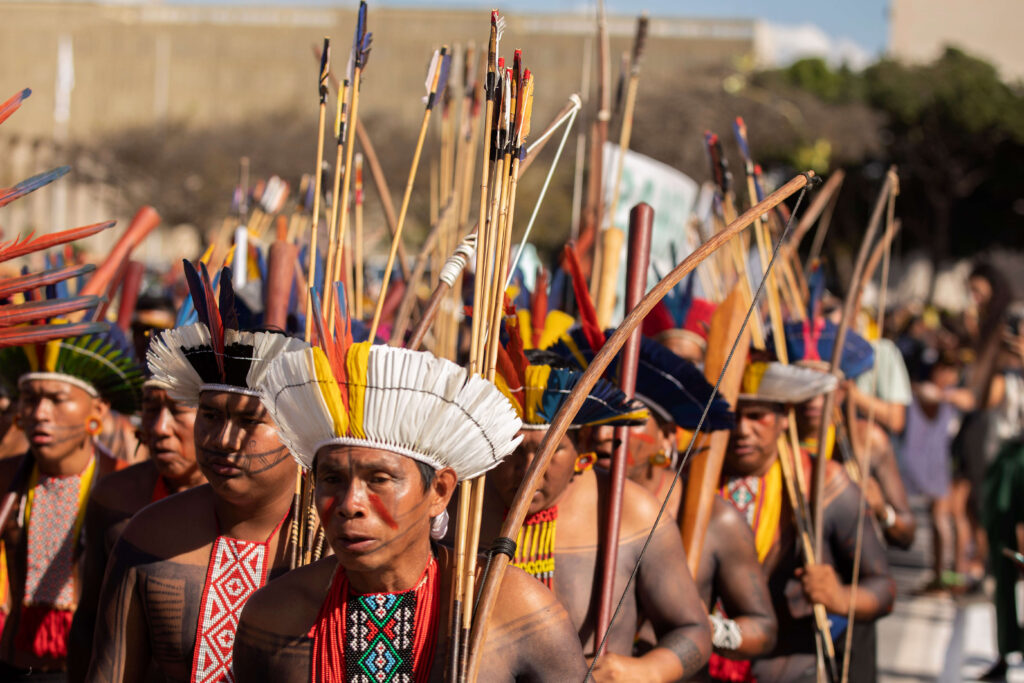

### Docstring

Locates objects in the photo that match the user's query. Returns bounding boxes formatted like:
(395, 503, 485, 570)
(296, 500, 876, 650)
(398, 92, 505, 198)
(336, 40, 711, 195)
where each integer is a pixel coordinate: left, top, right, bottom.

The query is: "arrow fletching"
(0, 88, 31, 127)
(318, 37, 331, 104)
(0, 166, 71, 208)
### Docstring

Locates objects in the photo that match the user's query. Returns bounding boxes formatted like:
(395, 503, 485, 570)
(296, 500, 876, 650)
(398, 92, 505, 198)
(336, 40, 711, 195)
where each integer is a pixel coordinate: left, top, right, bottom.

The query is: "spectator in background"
(902, 348, 974, 592)
(950, 260, 1016, 592)
(851, 310, 913, 434)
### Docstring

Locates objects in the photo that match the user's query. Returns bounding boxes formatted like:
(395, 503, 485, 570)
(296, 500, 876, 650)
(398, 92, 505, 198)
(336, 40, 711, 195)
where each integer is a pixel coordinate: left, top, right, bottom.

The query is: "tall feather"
(0, 221, 113, 264)
(182, 260, 209, 329)
(0, 167, 71, 208)
(0, 263, 95, 300)
(562, 244, 605, 351)
(218, 268, 240, 331)
(531, 267, 549, 349)
(199, 262, 225, 378)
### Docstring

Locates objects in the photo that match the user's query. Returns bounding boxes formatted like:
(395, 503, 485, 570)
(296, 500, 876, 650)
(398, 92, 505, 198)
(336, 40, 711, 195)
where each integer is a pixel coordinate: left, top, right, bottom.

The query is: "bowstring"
(583, 179, 814, 681)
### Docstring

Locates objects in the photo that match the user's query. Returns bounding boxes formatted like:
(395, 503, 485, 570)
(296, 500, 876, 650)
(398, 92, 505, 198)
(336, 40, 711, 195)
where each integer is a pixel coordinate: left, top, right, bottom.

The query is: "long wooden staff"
(580, 0, 612, 284)
(811, 168, 896, 554)
(303, 38, 330, 341)
(367, 47, 450, 340)
(464, 172, 816, 683)
(594, 202, 651, 650)
(603, 14, 648, 231)
(841, 175, 898, 683)
(680, 286, 750, 574)
(402, 95, 578, 349)
(327, 2, 370, 325)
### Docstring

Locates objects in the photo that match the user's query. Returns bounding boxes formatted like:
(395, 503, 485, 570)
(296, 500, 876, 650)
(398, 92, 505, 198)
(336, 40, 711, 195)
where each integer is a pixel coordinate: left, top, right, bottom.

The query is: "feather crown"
(772, 262, 874, 379)
(0, 321, 144, 414)
(738, 361, 838, 405)
(260, 342, 523, 480)
(493, 311, 648, 430)
(147, 261, 306, 404)
(549, 326, 734, 432)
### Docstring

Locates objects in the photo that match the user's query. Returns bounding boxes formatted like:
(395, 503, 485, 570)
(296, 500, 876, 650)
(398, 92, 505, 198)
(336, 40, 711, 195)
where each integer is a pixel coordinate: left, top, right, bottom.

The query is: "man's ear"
(429, 467, 458, 517)
(92, 398, 111, 421)
(778, 411, 789, 433)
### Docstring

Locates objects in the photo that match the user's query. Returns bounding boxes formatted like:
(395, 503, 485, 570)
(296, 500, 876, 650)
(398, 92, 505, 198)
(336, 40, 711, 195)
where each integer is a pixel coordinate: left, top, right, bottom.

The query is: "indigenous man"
(721, 362, 896, 683)
(87, 267, 307, 682)
(0, 326, 144, 680)
(483, 341, 712, 682)
(779, 312, 916, 549)
(566, 333, 775, 683)
(68, 379, 205, 681)
(235, 341, 587, 681)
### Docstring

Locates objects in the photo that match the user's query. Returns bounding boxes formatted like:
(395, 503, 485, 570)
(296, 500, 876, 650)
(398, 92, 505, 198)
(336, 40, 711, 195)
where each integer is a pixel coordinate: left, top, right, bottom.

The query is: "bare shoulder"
(91, 460, 158, 514)
(620, 477, 671, 539)
(709, 495, 754, 539)
(119, 484, 215, 555)
(487, 564, 575, 647)
(242, 556, 336, 637)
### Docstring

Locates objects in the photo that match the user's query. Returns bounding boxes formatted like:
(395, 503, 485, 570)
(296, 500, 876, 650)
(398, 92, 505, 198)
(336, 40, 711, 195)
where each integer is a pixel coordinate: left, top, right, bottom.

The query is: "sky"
(168, 0, 892, 59)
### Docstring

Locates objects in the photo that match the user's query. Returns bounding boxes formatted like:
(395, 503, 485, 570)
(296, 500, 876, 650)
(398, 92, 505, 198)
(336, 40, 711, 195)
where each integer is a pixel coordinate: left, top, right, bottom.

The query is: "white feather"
(259, 345, 523, 480)
(146, 323, 210, 406)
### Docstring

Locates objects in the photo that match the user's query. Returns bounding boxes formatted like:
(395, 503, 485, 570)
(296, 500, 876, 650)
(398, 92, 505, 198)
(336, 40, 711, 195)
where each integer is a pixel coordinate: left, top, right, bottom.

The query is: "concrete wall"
(889, 0, 1024, 81)
(0, 1, 754, 141)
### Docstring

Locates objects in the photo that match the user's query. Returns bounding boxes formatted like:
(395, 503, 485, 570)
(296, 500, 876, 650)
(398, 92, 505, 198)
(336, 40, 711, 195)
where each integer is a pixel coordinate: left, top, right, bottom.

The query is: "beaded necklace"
(311, 556, 439, 683)
(190, 511, 288, 683)
(510, 506, 558, 588)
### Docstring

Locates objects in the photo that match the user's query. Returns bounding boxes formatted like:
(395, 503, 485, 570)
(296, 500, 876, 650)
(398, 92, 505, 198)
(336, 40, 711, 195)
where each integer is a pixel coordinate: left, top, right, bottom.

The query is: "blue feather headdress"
(549, 326, 734, 432)
(493, 313, 648, 430)
(771, 262, 874, 379)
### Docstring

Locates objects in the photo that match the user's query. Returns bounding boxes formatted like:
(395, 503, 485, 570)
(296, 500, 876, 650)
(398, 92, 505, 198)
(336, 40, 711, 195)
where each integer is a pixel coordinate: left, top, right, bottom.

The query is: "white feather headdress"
(260, 343, 523, 481)
(738, 361, 838, 405)
(147, 322, 307, 405)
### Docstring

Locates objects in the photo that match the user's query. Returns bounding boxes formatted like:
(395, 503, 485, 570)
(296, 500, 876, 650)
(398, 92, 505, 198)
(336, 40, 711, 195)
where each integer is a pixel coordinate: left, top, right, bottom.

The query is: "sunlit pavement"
(878, 499, 1024, 682)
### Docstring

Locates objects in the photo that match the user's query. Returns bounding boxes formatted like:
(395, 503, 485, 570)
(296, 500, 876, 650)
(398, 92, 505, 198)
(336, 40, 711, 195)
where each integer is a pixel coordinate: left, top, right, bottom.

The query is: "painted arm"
(630, 520, 712, 681)
(85, 537, 151, 683)
(709, 500, 777, 659)
(799, 473, 895, 622)
(484, 566, 588, 682)
(866, 426, 916, 549)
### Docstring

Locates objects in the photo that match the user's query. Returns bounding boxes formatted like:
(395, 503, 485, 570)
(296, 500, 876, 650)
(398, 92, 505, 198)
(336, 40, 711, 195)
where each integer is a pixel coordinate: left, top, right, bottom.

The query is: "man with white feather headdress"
(231, 335, 586, 681)
(88, 264, 306, 683)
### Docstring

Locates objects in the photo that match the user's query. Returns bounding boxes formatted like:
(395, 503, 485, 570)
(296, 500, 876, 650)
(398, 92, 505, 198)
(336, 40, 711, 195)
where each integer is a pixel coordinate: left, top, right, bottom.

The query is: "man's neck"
(212, 484, 293, 543)
(345, 539, 433, 595)
(34, 441, 93, 477)
(163, 466, 205, 495)
(725, 452, 778, 480)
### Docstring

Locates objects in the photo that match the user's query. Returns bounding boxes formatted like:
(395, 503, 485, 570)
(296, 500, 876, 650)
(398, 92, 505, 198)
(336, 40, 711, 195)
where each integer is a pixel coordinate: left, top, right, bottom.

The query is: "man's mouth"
(30, 430, 53, 445)
(203, 456, 244, 477)
(336, 531, 377, 553)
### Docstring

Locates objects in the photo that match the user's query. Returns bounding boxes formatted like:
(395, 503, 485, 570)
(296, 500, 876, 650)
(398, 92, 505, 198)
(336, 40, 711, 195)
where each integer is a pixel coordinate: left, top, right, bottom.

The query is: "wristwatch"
(882, 504, 897, 529)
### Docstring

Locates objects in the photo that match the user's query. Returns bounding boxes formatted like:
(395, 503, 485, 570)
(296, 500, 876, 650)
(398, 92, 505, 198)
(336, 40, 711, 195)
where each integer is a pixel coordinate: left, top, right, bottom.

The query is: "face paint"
(368, 492, 399, 530)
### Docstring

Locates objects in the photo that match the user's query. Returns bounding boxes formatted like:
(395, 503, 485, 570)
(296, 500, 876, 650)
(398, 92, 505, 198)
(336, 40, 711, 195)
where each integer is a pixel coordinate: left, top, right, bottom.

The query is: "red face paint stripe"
(368, 493, 398, 529)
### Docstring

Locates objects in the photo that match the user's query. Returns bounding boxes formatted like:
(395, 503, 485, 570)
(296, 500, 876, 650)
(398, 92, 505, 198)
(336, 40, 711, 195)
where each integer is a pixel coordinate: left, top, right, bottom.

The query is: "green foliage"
(773, 46, 1024, 258)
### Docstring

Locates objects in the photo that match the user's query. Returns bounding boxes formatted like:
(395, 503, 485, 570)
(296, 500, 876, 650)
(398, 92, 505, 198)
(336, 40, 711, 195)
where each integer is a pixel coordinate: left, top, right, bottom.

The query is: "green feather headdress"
(0, 323, 145, 414)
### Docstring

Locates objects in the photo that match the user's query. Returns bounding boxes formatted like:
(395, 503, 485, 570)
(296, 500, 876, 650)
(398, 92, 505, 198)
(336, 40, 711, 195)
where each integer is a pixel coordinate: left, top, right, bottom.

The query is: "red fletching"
(563, 243, 605, 352)
(0, 221, 113, 264)
(531, 267, 549, 349)
(199, 262, 225, 379)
